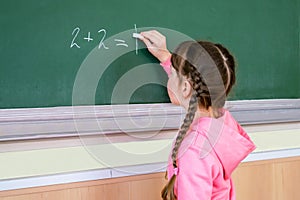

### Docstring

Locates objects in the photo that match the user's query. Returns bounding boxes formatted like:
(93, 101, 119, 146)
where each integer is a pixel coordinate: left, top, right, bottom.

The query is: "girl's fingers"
(140, 30, 169, 62)
(150, 30, 165, 39)
(140, 36, 153, 49)
(141, 31, 164, 46)
(140, 32, 156, 45)
(145, 30, 162, 42)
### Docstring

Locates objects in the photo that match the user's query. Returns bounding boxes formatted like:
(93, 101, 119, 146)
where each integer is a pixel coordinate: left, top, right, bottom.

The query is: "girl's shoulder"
(177, 119, 212, 161)
(180, 109, 245, 158)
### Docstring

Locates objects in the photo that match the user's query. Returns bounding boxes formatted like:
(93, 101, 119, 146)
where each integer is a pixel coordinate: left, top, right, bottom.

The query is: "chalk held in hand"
(132, 33, 144, 39)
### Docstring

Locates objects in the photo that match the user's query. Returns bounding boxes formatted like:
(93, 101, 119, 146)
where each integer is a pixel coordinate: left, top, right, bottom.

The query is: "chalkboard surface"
(0, 0, 299, 108)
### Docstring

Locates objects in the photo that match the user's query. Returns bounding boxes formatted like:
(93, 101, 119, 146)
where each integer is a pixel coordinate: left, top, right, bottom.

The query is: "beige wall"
(1, 123, 300, 180)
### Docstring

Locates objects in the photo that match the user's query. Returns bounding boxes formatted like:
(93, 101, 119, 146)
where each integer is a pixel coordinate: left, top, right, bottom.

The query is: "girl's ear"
(182, 80, 193, 98)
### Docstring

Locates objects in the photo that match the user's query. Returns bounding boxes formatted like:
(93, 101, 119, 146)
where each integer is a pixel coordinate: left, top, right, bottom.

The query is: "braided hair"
(161, 41, 236, 200)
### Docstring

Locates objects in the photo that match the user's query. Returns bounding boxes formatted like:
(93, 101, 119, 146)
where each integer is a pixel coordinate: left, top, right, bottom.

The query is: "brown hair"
(161, 41, 236, 200)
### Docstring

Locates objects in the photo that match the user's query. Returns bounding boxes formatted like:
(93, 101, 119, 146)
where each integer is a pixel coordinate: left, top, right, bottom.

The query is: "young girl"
(139, 30, 256, 200)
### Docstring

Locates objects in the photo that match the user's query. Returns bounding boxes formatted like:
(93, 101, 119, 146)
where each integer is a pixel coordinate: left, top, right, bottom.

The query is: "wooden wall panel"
(0, 193, 43, 200)
(130, 177, 166, 200)
(232, 162, 276, 200)
(274, 159, 300, 200)
(86, 182, 130, 200)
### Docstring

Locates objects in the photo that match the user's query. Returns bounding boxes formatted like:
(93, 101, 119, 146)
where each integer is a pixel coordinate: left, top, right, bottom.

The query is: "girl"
(139, 30, 256, 200)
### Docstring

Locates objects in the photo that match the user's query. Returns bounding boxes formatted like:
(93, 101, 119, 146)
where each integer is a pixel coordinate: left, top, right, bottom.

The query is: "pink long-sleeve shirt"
(161, 57, 256, 200)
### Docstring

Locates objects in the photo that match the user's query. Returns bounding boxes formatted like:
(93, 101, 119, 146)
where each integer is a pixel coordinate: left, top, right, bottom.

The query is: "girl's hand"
(140, 30, 171, 63)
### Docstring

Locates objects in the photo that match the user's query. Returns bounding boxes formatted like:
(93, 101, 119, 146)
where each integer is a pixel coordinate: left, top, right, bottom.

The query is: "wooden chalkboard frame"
(0, 99, 299, 142)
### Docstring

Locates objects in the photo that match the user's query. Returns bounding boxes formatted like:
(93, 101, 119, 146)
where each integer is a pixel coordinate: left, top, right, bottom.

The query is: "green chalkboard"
(0, 0, 299, 108)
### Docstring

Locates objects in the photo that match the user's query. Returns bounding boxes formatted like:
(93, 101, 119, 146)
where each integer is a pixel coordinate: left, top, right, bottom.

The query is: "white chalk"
(132, 33, 144, 39)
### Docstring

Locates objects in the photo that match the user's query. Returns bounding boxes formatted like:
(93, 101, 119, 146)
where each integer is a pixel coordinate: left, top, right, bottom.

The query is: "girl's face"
(167, 66, 184, 106)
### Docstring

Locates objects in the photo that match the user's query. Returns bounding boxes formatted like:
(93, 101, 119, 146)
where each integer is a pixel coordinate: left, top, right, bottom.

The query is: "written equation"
(70, 24, 141, 55)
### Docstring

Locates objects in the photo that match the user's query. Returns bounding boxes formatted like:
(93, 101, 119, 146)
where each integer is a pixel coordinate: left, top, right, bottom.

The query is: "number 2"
(98, 29, 109, 50)
(70, 27, 81, 48)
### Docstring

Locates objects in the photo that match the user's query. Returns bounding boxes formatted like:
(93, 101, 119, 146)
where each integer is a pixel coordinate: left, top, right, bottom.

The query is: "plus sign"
(84, 32, 93, 42)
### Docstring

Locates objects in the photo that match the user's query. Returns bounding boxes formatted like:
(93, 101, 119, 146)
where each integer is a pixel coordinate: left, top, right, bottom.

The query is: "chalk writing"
(97, 29, 109, 50)
(134, 24, 138, 55)
(83, 32, 93, 42)
(114, 39, 128, 47)
(70, 25, 140, 54)
(70, 27, 81, 48)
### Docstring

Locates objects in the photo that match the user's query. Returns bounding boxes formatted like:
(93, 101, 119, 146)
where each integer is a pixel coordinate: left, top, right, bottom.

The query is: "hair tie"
(215, 46, 228, 61)
(215, 45, 230, 91)
(222, 54, 228, 61)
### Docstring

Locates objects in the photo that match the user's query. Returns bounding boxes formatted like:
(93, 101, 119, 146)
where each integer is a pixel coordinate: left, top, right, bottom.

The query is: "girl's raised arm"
(140, 30, 172, 75)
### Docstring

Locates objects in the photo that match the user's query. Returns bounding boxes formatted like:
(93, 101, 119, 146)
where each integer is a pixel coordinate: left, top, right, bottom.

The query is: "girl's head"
(167, 41, 236, 110)
(162, 41, 236, 200)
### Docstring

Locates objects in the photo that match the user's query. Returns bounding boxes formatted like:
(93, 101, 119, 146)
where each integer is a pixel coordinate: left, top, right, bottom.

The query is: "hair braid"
(171, 92, 198, 167)
(161, 92, 198, 200)
(190, 66, 210, 106)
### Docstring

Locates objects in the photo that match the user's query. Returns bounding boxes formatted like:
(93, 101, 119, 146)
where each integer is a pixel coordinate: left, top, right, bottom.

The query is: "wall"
(0, 157, 300, 200)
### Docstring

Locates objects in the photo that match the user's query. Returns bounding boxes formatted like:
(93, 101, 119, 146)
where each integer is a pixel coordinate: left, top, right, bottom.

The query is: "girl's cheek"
(167, 80, 180, 105)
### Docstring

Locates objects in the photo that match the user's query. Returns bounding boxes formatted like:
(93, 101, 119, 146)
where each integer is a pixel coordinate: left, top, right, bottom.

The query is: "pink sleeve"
(160, 56, 172, 76)
(176, 146, 215, 199)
